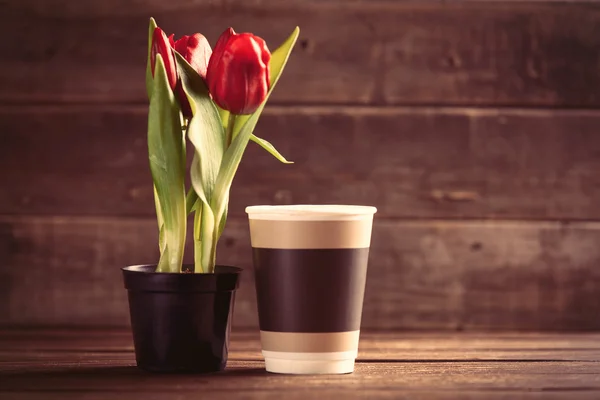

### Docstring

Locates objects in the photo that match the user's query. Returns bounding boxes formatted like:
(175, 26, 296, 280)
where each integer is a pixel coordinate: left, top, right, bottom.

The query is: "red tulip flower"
(151, 27, 213, 118)
(172, 33, 212, 117)
(150, 27, 177, 91)
(173, 33, 212, 80)
(206, 28, 271, 115)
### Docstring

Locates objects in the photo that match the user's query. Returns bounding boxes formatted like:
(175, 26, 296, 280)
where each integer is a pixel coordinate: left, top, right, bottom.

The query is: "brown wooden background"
(1, 0, 600, 331)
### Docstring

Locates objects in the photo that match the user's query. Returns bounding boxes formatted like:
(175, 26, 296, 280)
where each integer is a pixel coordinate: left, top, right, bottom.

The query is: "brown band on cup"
(248, 219, 373, 249)
(253, 248, 369, 332)
(260, 331, 360, 353)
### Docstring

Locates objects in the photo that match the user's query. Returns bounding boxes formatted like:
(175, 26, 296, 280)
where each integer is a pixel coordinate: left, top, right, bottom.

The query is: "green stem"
(225, 113, 236, 148)
(209, 227, 218, 273)
(193, 205, 203, 273)
(208, 114, 236, 273)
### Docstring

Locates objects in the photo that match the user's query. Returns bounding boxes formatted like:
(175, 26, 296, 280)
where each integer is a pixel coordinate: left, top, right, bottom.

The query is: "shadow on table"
(0, 364, 269, 390)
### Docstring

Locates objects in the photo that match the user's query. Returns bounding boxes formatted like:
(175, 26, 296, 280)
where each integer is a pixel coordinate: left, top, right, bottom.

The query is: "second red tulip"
(206, 28, 271, 115)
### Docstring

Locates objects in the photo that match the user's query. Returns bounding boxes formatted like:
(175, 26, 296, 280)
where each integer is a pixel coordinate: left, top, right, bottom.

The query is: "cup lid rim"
(245, 205, 377, 221)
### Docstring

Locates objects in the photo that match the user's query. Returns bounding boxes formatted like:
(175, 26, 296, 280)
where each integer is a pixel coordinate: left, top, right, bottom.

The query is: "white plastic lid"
(245, 205, 377, 221)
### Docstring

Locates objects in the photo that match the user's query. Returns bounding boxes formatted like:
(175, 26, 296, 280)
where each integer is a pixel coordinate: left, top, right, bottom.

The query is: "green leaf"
(193, 202, 203, 273)
(176, 53, 224, 205)
(199, 200, 217, 271)
(194, 240, 203, 273)
(153, 186, 166, 253)
(145, 17, 158, 99)
(148, 55, 187, 273)
(217, 197, 229, 238)
(217, 106, 230, 131)
(210, 27, 300, 230)
(250, 134, 293, 164)
(158, 223, 167, 260)
(176, 52, 225, 273)
(185, 187, 199, 215)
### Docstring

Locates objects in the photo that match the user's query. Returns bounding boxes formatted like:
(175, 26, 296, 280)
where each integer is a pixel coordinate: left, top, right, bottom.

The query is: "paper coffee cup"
(246, 205, 376, 374)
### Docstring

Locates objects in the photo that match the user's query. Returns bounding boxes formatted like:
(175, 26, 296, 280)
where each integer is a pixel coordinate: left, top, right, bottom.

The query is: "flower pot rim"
(122, 264, 242, 293)
(122, 264, 242, 274)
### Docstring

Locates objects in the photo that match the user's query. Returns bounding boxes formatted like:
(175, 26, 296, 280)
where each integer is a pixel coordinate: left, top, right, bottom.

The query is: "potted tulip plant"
(122, 18, 299, 373)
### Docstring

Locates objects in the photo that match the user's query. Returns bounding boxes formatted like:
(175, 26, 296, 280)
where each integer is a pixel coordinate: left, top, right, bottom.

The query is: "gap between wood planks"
(1, 214, 599, 225)
(1, 103, 600, 116)
(8, 0, 600, 16)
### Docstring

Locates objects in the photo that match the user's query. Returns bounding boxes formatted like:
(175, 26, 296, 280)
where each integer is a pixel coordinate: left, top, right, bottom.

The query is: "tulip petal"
(206, 31, 271, 114)
(151, 27, 178, 91)
(214, 27, 235, 57)
(206, 27, 235, 106)
(174, 33, 212, 79)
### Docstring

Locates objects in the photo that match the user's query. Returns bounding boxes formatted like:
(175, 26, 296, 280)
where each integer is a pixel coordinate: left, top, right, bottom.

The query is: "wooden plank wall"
(1, 0, 600, 331)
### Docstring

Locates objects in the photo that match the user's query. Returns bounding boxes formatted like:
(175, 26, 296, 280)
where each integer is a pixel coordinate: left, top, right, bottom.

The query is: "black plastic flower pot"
(122, 264, 242, 373)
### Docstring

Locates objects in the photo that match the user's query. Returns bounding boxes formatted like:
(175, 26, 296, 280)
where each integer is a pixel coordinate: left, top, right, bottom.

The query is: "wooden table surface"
(1, 329, 600, 399)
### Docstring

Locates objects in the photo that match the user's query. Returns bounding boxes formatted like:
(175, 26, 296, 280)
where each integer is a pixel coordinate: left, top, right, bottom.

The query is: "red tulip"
(172, 33, 212, 118)
(150, 27, 177, 91)
(173, 34, 212, 80)
(206, 28, 271, 115)
(151, 28, 213, 118)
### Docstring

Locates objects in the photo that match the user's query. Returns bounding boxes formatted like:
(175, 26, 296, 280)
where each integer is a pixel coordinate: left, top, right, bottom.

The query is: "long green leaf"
(193, 202, 203, 272)
(148, 56, 187, 273)
(176, 52, 225, 273)
(185, 187, 199, 215)
(176, 53, 224, 205)
(153, 186, 166, 254)
(191, 155, 217, 272)
(145, 17, 158, 99)
(250, 134, 293, 164)
(217, 197, 229, 238)
(155, 184, 167, 264)
(211, 27, 300, 231)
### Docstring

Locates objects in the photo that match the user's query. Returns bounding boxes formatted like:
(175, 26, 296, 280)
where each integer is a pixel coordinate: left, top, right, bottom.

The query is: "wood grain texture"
(3, 360, 600, 397)
(4, 330, 600, 362)
(2, 106, 600, 220)
(1, 1, 599, 106)
(1, 331, 600, 399)
(3, 216, 600, 330)
(6, 394, 600, 400)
